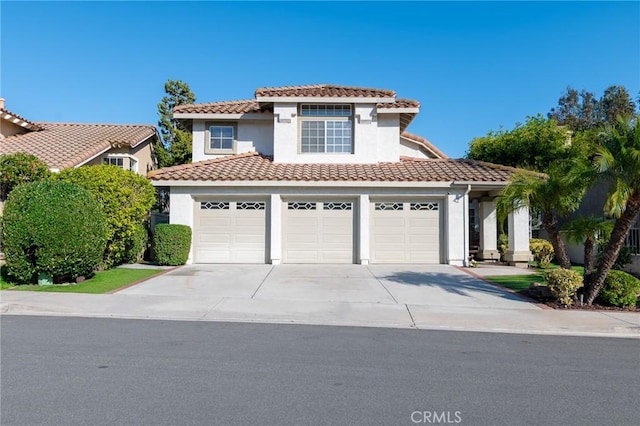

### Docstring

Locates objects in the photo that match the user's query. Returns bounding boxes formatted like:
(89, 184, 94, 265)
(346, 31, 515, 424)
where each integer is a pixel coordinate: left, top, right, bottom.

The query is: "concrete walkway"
(1, 264, 638, 338)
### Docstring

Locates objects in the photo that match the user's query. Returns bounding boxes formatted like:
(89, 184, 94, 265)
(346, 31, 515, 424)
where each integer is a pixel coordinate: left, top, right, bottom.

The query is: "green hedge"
(153, 224, 191, 266)
(2, 180, 107, 283)
(599, 270, 640, 307)
(54, 165, 155, 267)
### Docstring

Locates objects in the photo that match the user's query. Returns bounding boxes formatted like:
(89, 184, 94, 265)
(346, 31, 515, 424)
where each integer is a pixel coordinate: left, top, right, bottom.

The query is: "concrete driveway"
(120, 264, 537, 310)
(4, 264, 639, 336)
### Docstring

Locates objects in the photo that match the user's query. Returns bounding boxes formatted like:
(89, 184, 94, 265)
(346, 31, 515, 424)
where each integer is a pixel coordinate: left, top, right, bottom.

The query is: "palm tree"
(561, 216, 613, 291)
(497, 164, 586, 270)
(583, 115, 640, 304)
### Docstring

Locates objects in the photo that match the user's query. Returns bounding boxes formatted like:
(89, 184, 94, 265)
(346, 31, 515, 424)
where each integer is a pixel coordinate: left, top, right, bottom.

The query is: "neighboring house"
(0, 98, 158, 175)
(149, 84, 531, 266)
(561, 182, 640, 275)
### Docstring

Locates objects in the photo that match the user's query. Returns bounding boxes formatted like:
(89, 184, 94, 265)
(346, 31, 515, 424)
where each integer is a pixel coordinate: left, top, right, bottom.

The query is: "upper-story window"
(206, 123, 236, 154)
(104, 157, 124, 168)
(300, 104, 352, 153)
(103, 155, 139, 173)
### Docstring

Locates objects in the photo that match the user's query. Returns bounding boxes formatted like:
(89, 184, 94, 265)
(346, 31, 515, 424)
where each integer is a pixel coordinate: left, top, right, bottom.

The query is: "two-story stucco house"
(149, 84, 532, 266)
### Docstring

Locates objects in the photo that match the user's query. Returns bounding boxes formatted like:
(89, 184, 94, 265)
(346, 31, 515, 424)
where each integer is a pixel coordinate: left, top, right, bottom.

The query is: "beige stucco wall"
(83, 137, 156, 175)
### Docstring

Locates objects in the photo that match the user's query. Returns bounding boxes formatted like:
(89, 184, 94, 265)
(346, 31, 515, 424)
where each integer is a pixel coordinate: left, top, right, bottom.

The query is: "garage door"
(370, 201, 441, 263)
(194, 200, 266, 263)
(283, 201, 354, 263)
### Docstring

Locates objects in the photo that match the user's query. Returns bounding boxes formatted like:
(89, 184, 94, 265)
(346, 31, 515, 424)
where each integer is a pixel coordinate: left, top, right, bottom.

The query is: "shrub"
(599, 270, 640, 307)
(123, 223, 149, 264)
(2, 180, 106, 283)
(0, 153, 50, 199)
(544, 269, 583, 306)
(54, 165, 155, 267)
(497, 233, 509, 259)
(530, 238, 555, 268)
(153, 224, 191, 266)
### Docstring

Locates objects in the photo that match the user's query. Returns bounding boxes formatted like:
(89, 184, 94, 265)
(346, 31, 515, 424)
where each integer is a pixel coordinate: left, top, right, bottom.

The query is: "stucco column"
(477, 197, 499, 261)
(445, 190, 466, 266)
(504, 206, 532, 267)
(269, 194, 282, 265)
(358, 194, 370, 265)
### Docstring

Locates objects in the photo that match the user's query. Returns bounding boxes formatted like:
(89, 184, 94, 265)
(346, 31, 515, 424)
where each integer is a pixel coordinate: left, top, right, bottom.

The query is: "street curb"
(455, 266, 553, 310)
(107, 266, 180, 294)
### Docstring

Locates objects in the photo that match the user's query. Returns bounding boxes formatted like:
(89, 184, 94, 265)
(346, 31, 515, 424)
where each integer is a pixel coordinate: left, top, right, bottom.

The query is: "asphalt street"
(1, 316, 638, 426)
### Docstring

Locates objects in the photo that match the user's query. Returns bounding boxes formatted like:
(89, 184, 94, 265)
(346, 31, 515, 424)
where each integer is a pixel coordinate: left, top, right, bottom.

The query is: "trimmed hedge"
(0, 152, 50, 197)
(544, 269, 583, 306)
(54, 165, 155, 267)
(123, 223, 148, 264)
(2, 180, 107, 283)
(599, 270, 640, 307)
(153, 224, 191, 266)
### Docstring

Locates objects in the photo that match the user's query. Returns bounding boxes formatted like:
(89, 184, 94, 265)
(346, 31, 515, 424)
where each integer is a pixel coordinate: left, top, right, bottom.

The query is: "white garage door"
(283, 201, 354, 263)
(370, 201, 441, 263)
(194, 200, 266, 263)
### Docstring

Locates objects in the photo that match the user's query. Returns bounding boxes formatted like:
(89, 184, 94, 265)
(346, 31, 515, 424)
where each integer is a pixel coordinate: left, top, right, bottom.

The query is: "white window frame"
(205, 122, 237, 155)
(299, 104, 353, 154)
(103, 154, 139, 173)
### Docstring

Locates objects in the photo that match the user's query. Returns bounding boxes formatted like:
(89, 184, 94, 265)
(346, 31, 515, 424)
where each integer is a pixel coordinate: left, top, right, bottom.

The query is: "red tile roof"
(255, 84, 396, 98)
(401, 131, 448, 159)
(173, 98, 418, 115)
(0, 122, 157, 170)
(378, 98, 420, 109)
(174, 100, 271, 114)
(149, 151, 521, 183)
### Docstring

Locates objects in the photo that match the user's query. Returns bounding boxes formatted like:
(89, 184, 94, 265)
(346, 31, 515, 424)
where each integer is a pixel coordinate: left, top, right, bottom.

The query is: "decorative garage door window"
(323, 202, 352, 210)
(237, 202, 266, 210)
(201, 201, 230, 210)
(410, 202, 439, 211)
(288, 202, 316, 210)
(375, 202, 403, 211)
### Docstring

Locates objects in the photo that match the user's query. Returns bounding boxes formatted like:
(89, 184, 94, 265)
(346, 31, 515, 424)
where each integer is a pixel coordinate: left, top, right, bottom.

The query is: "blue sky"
(1, 1, 638, 158)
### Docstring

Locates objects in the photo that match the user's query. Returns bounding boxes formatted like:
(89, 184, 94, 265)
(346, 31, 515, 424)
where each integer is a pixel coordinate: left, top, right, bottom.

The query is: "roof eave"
(256, 96, 396, 103)
(150, 179, 507, 188)
(173, 113, 273, 120)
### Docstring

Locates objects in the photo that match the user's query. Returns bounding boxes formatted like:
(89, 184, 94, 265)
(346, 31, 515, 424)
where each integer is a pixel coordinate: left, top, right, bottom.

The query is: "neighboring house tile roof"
(0, 122, 157, 170)
(149, 151, 520, 183)
(401, 131, 448, 159)
(1, 107, 43, 131)
(255, 84, 396, 98)
(174, 100, 271, 114)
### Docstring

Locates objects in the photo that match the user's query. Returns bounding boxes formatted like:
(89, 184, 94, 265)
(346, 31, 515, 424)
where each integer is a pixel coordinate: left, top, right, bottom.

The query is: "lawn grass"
(485, 264, 585, 292)
(2, 267, 165, 294)
(485, 274, 544, 292)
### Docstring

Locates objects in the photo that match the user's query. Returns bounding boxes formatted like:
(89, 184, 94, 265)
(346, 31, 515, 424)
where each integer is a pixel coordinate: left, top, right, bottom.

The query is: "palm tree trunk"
(542, 211, 572, 269)
(582, 236, 596, 294)
(586, 191, 640, 304)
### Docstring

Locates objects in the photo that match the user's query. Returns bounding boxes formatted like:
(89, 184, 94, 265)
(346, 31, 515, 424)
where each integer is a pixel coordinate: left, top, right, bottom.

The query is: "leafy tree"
(156, 79, 196, 167)
(497, 164, 587, 269)
(548, 85, 638, 132)
(2, 180, 106, 283)
(579, 115, 640, 304)
(0, 153, 50, 200)
(467, 115, 571, 172)
(54, 165, 155, 268)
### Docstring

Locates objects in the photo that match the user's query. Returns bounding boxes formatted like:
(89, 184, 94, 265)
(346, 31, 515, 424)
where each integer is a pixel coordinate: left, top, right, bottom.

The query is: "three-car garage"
(192, 198, 442, 264)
